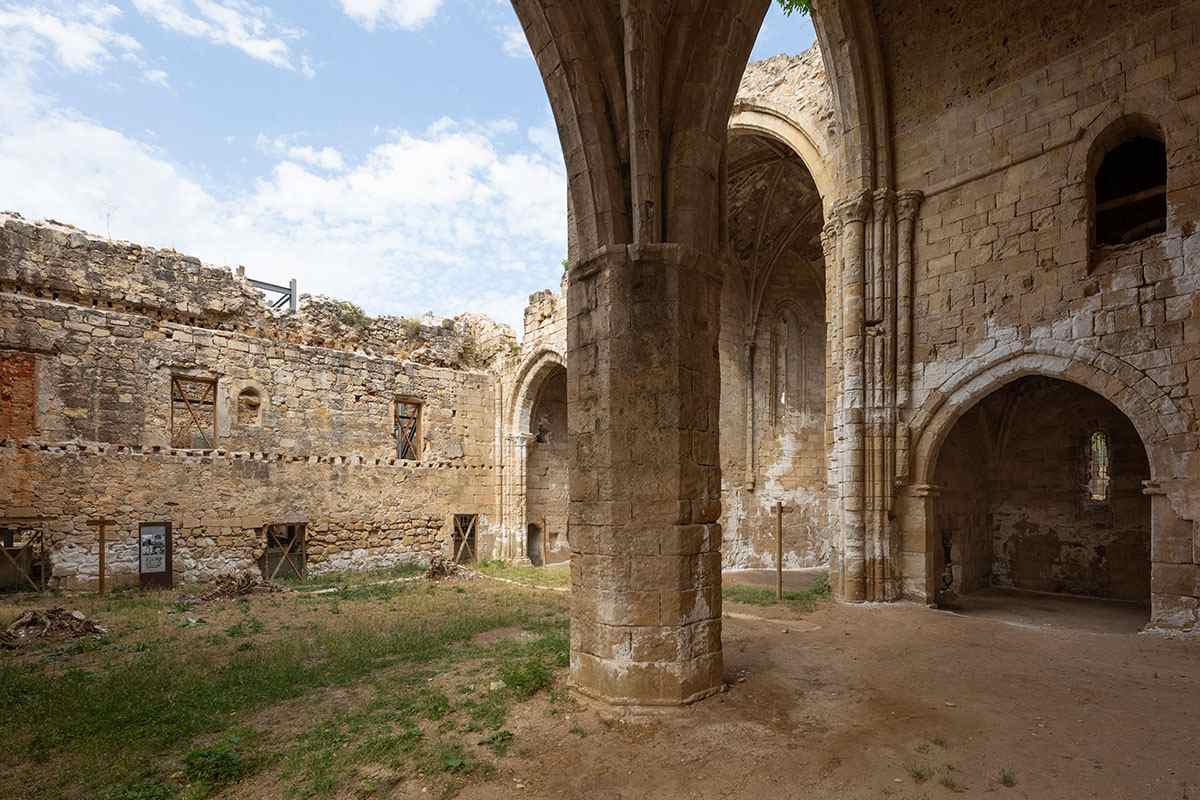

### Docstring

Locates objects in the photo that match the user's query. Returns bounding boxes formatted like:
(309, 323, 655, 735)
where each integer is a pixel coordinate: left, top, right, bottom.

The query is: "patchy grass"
(476, 560, 571, 590)
(721, 572, 831, 611)
(0, 574, 569, 800)
(999, 767, 1018, 787)
(939, 772, 966, 793)
(908, 764, 934, 784)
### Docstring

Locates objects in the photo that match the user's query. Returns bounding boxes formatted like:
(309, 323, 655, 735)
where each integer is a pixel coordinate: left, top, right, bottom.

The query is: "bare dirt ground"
(460, 598, 1200, 800)
(4, 574, 1197, 800)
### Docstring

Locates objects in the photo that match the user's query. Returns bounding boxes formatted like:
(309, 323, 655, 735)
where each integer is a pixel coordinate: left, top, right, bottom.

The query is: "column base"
(570, 651, 723, 707)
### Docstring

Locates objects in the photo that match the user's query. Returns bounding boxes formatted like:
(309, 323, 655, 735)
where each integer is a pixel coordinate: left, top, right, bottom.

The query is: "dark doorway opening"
(527, 524, 543, 566)
(932, 377, 1150, 626)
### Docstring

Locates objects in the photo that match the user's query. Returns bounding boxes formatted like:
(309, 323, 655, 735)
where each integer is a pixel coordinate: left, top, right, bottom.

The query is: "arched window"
(770, 306, 807, 424)
(1094, 135, 1167, 247)
(236, 387, 263, 428)
(1087, 431, 1112, 503)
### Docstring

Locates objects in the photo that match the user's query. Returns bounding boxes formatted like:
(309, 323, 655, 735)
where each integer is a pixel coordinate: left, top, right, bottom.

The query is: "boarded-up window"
(259, 524, 306, 580)
(170, 376, 217, 448)
(0, 352, 36, 438)
(452, 514, 477, 564)
(396, 400, 422, 460)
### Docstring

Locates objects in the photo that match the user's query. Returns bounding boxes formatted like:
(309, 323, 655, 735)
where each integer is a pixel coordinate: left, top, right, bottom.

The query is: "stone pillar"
(838, 192, 872, 603)
(567, 242, 724, 707)
(508, 433, 535, 564)
(1146, 481, 1199, 630)
(743, 339, 756, 491)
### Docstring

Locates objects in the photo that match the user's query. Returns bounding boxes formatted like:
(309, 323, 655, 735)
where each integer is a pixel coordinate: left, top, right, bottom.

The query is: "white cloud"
(256, 134, 346, 171)
(142, 67, 170, 86)
(0, 2, 140, 72)
(499, 24, 529, 59)
(130, 0, 309, 73)
(0, 50, 566, 331)
(337, 0, 443, 31)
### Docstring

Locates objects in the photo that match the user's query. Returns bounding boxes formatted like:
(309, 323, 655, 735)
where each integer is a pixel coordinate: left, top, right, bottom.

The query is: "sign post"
(138, 522, 173, 590)
(776, 501, 785, 601)
(86, 519, 117, 595)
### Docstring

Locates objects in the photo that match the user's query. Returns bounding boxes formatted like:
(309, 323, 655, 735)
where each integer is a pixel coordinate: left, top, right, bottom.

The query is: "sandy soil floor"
(458, 599, 1200, 800)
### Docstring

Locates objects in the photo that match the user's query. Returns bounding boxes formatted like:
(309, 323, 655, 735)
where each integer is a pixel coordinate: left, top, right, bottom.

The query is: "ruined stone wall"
(0, 215, 506, 586)
(0, 213, 516, 371)
(880, 0, 1200, 627)
(719, 49, 835, 570)
(0, 441, 495, 589)
(719, 251, 830, 570)
(496, 286, 568, 562)
(522, 282, 568, 355)
(0, 292, 495, 461)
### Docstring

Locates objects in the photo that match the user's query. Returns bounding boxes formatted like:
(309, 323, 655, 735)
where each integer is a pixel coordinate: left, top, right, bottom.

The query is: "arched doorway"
(930, 376, 1151, 626)
(525, 365, 568, 565)
(720, 128, 832, 572)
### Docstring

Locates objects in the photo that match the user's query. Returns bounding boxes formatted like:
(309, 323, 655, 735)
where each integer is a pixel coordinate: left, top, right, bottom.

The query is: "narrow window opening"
(170, 376, 217, 448)
(236, 387, 263, 428)
(396, 400, 422, 460)
(1087, 431, 1112, 504)
(1095, 136, 1167, 247)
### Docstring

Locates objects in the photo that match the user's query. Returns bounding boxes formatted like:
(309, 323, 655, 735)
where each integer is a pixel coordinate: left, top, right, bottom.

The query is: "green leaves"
(776, 0, 814, 15)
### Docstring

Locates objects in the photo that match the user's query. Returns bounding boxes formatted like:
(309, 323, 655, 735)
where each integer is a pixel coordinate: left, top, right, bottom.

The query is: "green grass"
(278, 616, 568, 798)
(999, 768, 1017, 787)
(476, 560, 571, 589)
(0, 580, 569, 800)
(721, 572, 831, 611)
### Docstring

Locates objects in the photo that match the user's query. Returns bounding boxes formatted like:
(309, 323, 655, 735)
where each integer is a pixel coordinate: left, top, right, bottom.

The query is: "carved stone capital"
(837, 190, 873, 225)
(820, 218, 840, 258)
(872, 188, 895, 215)
(896, 190, 925, 223)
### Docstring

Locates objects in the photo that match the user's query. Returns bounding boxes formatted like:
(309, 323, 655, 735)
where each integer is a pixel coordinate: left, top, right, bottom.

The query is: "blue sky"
(0, 1, 815, 331)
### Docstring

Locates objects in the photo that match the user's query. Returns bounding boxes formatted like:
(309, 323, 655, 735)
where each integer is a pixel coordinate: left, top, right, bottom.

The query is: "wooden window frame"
(396, 399, 423, 461)
(170, 375, 218, 449)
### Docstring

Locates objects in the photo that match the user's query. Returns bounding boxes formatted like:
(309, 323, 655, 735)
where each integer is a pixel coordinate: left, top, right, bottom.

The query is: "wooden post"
(98, 524, 106, 595)
(776, 501, 784, 601)
(87, 519, 116, 595)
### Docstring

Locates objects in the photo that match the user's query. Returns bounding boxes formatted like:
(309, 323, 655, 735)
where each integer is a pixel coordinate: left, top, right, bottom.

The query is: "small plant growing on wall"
(330, 299, 371, 330)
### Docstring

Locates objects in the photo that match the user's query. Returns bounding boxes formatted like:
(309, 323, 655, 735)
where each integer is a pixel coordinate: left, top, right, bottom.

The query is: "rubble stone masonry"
(0, 214, 505, 588)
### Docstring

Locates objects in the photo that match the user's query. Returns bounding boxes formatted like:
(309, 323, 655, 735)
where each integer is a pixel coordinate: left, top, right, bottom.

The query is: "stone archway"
(502, 349, 567, 564)
(926, 376, 1152, 620)
(899, 347, 1193, 629)
(509, 0, 909, 704)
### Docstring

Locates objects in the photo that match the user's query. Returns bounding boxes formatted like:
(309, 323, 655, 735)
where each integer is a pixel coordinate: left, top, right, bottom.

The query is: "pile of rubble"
(425, 554, 473, 581)
(200, 572, 288, 602)
(0, 608, 107, 649)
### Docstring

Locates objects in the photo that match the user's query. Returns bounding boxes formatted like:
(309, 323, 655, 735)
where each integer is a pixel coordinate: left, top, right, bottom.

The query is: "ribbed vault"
(727, 132, 826, 329)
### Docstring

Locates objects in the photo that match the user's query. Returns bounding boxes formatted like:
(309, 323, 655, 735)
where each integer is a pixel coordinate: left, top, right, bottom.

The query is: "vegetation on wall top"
(776, 0, 814, 15)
